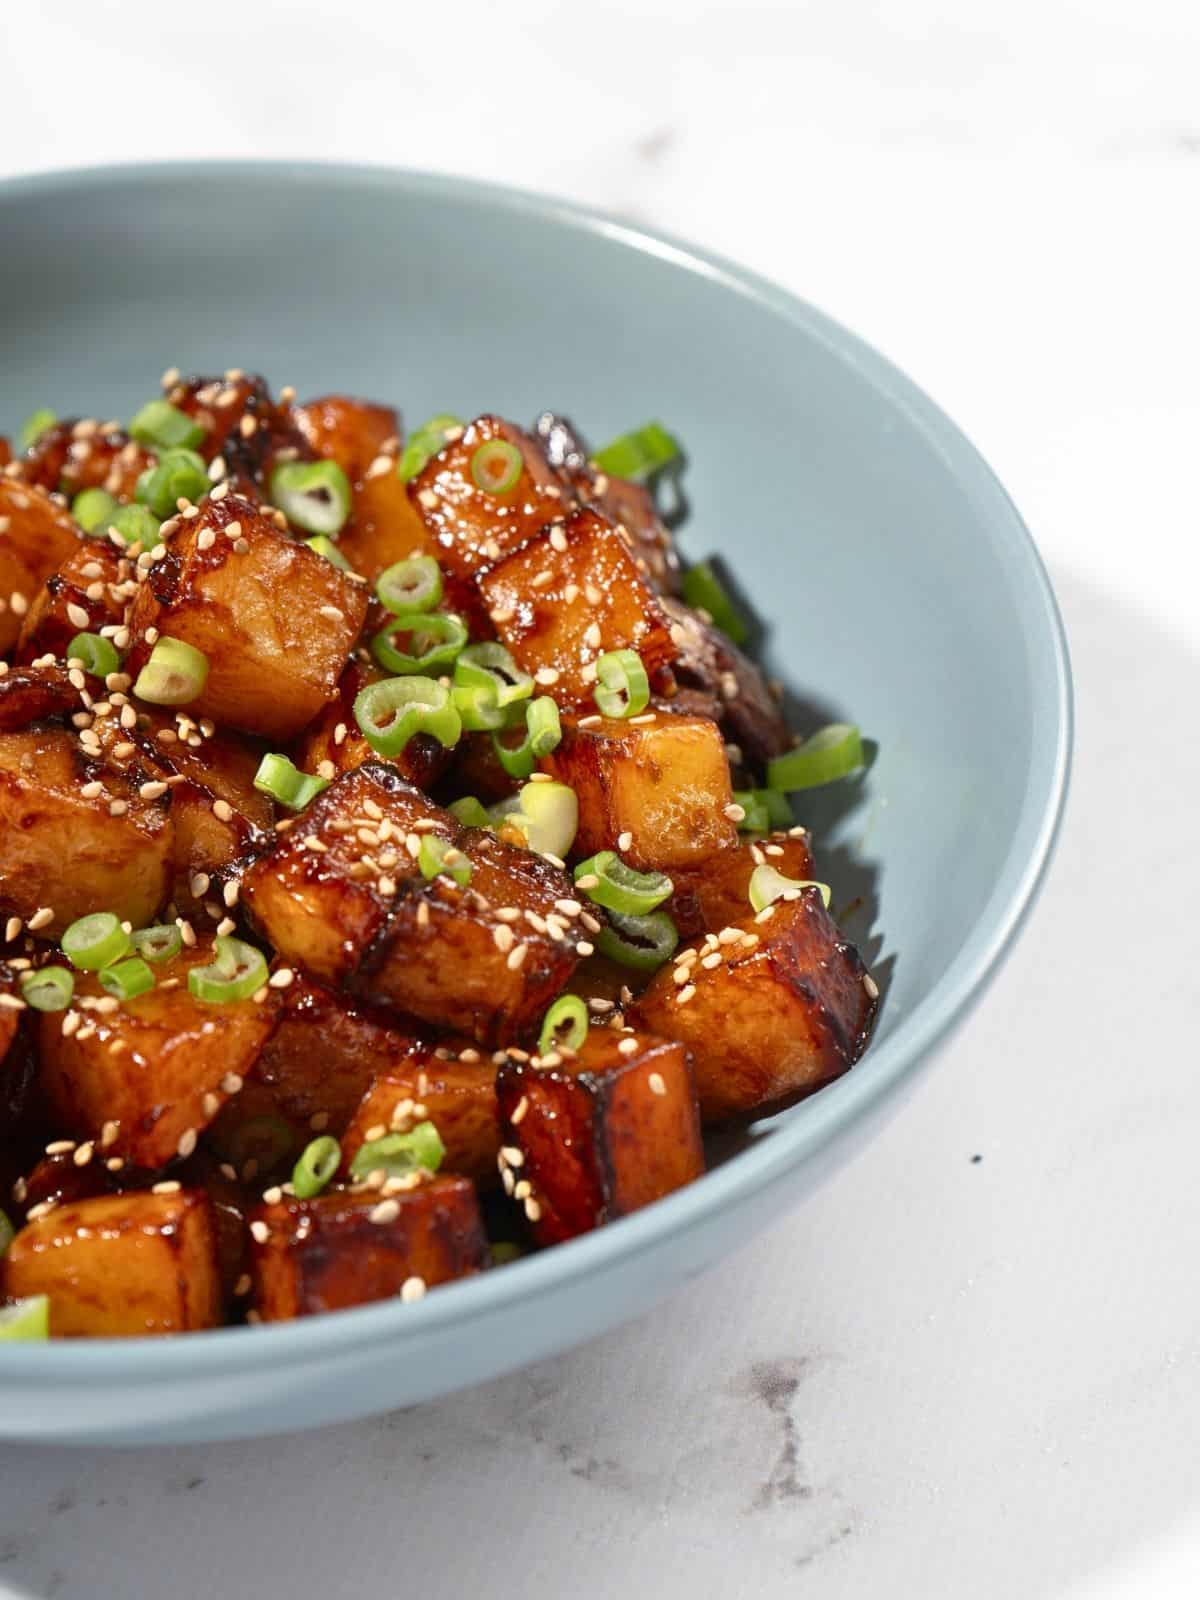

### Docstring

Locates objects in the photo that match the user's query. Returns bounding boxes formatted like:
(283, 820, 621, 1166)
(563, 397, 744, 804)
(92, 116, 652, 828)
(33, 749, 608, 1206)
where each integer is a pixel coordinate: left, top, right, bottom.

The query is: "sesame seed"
(617, 1037, 639, 1056)
(61, 1011, 81, 1037)
(3, 916, 21, 941)
(531, 570, 554, 589)
(511, 1095, 529, 1125)
(863, 973, 880, 1000)
(139, 780, 168, 799)
(221, 1072, 244, 1094)
(27, 907, 54, 931)
(46, 1140, 77, 1155)
(400, 1276, 426, 1302)
(26, 1201, 56, 1222)
(574, 940, 594, 957)
(176, 1128, 198, 1158)
(493, 924, 515, 953)
(548, 527, 568, 553)
(190, 872, 211, 898)
(534, 666, 560, 686)
(577, 714, 602, 729)
(585, 584, 602, 606)
(211, 798, 233, 823)
(152, 1180, 182, 1195)
(73, 1142, 95, 1166)
(524, 1198, 542, 1222)
(499, 1145, 524, 1167)
(648, 1072, 667, 1096)
(318, 605, 344, 622)
(417, 489, 438, 509)
(616, 831, 633, 852)
(234, 1273, 252, 1297)
(262, 1185, 283, 1205)
(583, 622, 602, 648)
(677, 984, 696, 1005)
(506, 943, 528, 971)
(369, 1199, 400, 1225)
(563, 583, 581, 604)
(250, 1220, 270, 1243)
(723, 803, 746, 822)
(105, 1156, 124, 1172)
(65, 601, 91, 630)
(202, 1092, 220, 1117)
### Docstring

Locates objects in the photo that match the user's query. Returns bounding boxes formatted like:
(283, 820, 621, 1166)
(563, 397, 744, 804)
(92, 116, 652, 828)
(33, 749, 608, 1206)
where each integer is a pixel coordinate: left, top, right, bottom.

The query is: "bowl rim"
(0, 158, 1072, 1382)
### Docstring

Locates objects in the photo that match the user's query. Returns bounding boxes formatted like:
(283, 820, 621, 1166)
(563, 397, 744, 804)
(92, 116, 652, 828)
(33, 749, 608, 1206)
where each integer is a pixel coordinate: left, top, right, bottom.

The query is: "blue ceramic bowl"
(0, 163, 1070, 1444)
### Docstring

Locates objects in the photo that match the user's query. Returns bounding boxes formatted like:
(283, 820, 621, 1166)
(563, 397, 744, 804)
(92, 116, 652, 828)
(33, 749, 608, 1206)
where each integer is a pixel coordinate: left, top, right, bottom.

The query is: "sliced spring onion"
(376, 554, 443, 615)
(454, 642, 534, 707)
(131, 924, 183, 965)
(66, 632, 120, 679)
(291, 1135, 341, 1200)
(353, 675, 462, 758)
(135, 448, 209, 516)
(767, 723, 864, 791)
(304, 534, 351, 571)
(573, 851, 672, 915)
(0, 1296, 49, 1341)
(447, 795, 491, 828)
(19, 966, 74, 1013)
(732, 790, 769, 834)
(538, 993, 589, 1056)
(61, 912, 131, 972)
(132, 636, 209, 707)
(454, 681, 511, 733)
(397, 414, 464, 482)
(371, 610, 467, 677)
(349, 1122, 445, 1180)
(469, 439, 523, 495)
(508, 779, 578, 858)
(269, 459, 352, 537)
(253, 752, 330, 811)
(187, 935, 269, 1004)
(98, 956, 155, 1002)
(107, 503, 161, 548)
(418, 834, 472, 887)
(591, 421, 680, 482)
(491, 695, 561, 779)
(595, 908, 679, 971)
(594, 648, 650, 719)
(18, 408, 56, 453)
(71, 487, 118, 535)
(0, 1208, 13, 1257)
(680, 559, 748, 646)
(129, 398, 204, 452)
(747, 864, 831, 913)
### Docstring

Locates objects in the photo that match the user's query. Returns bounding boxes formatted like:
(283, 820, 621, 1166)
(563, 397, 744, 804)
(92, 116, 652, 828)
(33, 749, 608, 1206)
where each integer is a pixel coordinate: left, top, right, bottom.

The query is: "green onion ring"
(349, 1122, 445, 1180)
(131, 924, 183, 965)
(591, 421, 680, 482)
(537, 994, 589, 1056)
(469, 439, 523, 496)
(19, 966, 75, 1012)
(418, 834, 472, 887)
(61, 912, 131, 972)
(253, 752, 330, 811)
(573, 851, 673, 915)
(594, 908, 679, 971)
(132, 636, 209, 707)
(594, 648, 650, 719)
(98, 956, 156, 1002)
(353, 675, 462, 758)
(129, 398, 205, 453)
(747, 864, 831, 914)
(269, 459, 352, 537)
(291, 1136, 342, 1199)
(680, 559, 749, 646)
(375, 554, 444, 615)
(187, 935, 269, 1004)
(66, 632, 121, 679)
(0, 1297, 50, 1341)
(370, 610, 467, 676)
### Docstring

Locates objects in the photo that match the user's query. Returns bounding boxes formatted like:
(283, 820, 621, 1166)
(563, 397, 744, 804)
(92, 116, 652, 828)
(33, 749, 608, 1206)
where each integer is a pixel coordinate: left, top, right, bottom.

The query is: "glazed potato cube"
(167, 373, 295, 496)
(668, 830, 815, 939)
(0, 1189, 222, 1336)
(633, 892, 877, 1122)
(0, 725, 173, 932)
(290, 395, 399, 482)
(124, 493, 368, 740)
(241, 764, 579, 1043)
(0, 542, 38, 656)
(0, 479, 84, 649)
(291, 655, 451, 789)
(478, 507, 678, 710)
(409, 415, 570, 580)
(15, 538, 127, 664)
(37, 943, 281, 1169)
(544, 711, 737, 871)
(341, 1039, 500, 1187)
(338, 469, 432, 582)
(13, 1147, 109, 1221)
(17, 420, 154, 501)
(495, 1027, 704, 1245)
(0, 663, 81, 732)
(251, 975, 423, 1136)
(658, 599, 792, 772)
(250, 1176, 488, 1320)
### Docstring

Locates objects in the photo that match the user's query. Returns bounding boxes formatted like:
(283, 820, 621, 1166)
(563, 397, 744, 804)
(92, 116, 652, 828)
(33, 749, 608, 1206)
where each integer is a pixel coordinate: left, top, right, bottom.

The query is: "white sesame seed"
(176, 1128, 198, 1158)
(212, 798, 233, 823)
(369, 1199, 400, 1225)
(4, 916, 21, 942)
(648, 1072, 667, 1096)
(493, 924, 515, 953)
(400, 1275, 426, 1302)
(616, 831, 633, 852)
(221, 1072, 244, 1094)
(723, 803, 746, 822)
(548, 527, 568, 553)
(250, 1220, 270, 1243)
(73, 1141, 95, 1167)
(574, 940, 594, 957)
(45, 1139, 76, 1155)
(27, 907, 54, 931)
(524, 1198, 542, 1222)
(534, 666, 560, 686)
(677, 984, 696, 1005)
(863, 973, 880, 1000)
(152, 1179, 182, 1195)
(617, 1036, 639, 1056)
(506, 943, 528, 971)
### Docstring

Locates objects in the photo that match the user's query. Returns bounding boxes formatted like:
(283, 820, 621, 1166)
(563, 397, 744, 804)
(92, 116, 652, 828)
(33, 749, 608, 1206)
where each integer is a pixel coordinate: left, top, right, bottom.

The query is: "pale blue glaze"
(0, 164, 1070, 1444)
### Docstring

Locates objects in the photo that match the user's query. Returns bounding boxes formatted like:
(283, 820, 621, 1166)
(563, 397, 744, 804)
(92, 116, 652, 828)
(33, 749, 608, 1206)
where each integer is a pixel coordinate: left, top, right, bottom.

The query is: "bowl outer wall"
(0, 162, 1071, 1444)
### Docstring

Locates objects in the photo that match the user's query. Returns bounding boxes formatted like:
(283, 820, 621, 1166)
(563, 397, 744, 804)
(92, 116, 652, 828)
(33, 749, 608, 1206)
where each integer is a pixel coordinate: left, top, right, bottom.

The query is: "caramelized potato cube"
(659, 598, 792, 772)
(15, 538, 127, 663)
(668, 830, 815, 939)
(168, 373, 295, 497)
(241, 764, 578, 1043)
(291, 655, 451, 789)
(290, 395, 399, 482)
(17, 420, 154, 502)
(495, 1027, 704, 1245)
(544, 711, 737, 871)
(0, 725, 173, 932)
(0, 479, 83, 651)
(250, 1176, 487, 1320)
(124, 493, 368, 740)
(251, 975, 423, 1136)
(633, 892, 877, 1122)
(409, 414, 570, 580)
(0, 542, 38, 656)
(0, 662, 80, 732)
(37, 943, 281, 1169)
(341, 1040, 500, 1187)
(0, 1189, 222, 1336)
(339, 469, 431, 582)
(478, 507, 677, 709)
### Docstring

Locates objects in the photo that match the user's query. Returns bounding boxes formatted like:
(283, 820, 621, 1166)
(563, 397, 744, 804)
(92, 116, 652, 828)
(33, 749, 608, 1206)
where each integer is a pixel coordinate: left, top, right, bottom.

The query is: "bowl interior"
(0, 165, 1069, 1411)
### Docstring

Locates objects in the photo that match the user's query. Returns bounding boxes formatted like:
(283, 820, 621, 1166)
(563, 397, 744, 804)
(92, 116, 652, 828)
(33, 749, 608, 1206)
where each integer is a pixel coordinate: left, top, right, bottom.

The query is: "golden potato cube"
(17, 420, 153, 502)
(341, 1040, 500, 1187)
(0, 725, 173, 933)
(668, 831, 815, 938)
(0, 478, 83, 652)
(0, 1189, 222, 1336)
(478, 507, 678, 710)
(290, 395, 399, 482)
(250, 1176, 488, 1320)
(0, 542, 38, 656)
(495, 1027, 704, 1245)
(37, 942, 281, 1169)
(544, 711, 737, 871)
(124, 493, 368, 740)
(633, 892, 878, 1122)
(15, 538, 127, 663)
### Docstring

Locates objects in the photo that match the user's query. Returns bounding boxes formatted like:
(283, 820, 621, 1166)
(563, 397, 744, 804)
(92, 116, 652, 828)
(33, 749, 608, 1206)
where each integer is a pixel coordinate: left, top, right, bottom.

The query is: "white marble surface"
(1, 2, 1198, 1595)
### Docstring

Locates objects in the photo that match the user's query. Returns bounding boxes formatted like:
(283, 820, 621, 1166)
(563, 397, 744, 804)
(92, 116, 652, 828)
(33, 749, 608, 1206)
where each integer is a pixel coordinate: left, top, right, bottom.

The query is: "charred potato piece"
(658, 598, 791, 772)
(341, 1040, 500, 1187)
(478, 507, 678, 710)
(0, 725, 173, 932)
(409, 415, 571, 581)
(0, 1189, 222, 1336)
(37, 943, 281, 1170)
(0, 479, 84, 650)
(125, 493, 368, 740)
(167, 373, 298, 496)
(0, 663, 81, 731)
(633, 892, 877, 1122)
(544, 711, 737, 871)
(290, 395, 399, 483)
(0, 542, 38, 656)
(250, 1176, 488, 1320)
(12, 1147, 110, 1221)
(668, 831, 815, 939)
(291, 655, 450, 789)
(495, 1027, 704, 1245)
(17, 420, 153, 501)
(251, 975, 423, 1137)
(15, 538, 128, 664)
